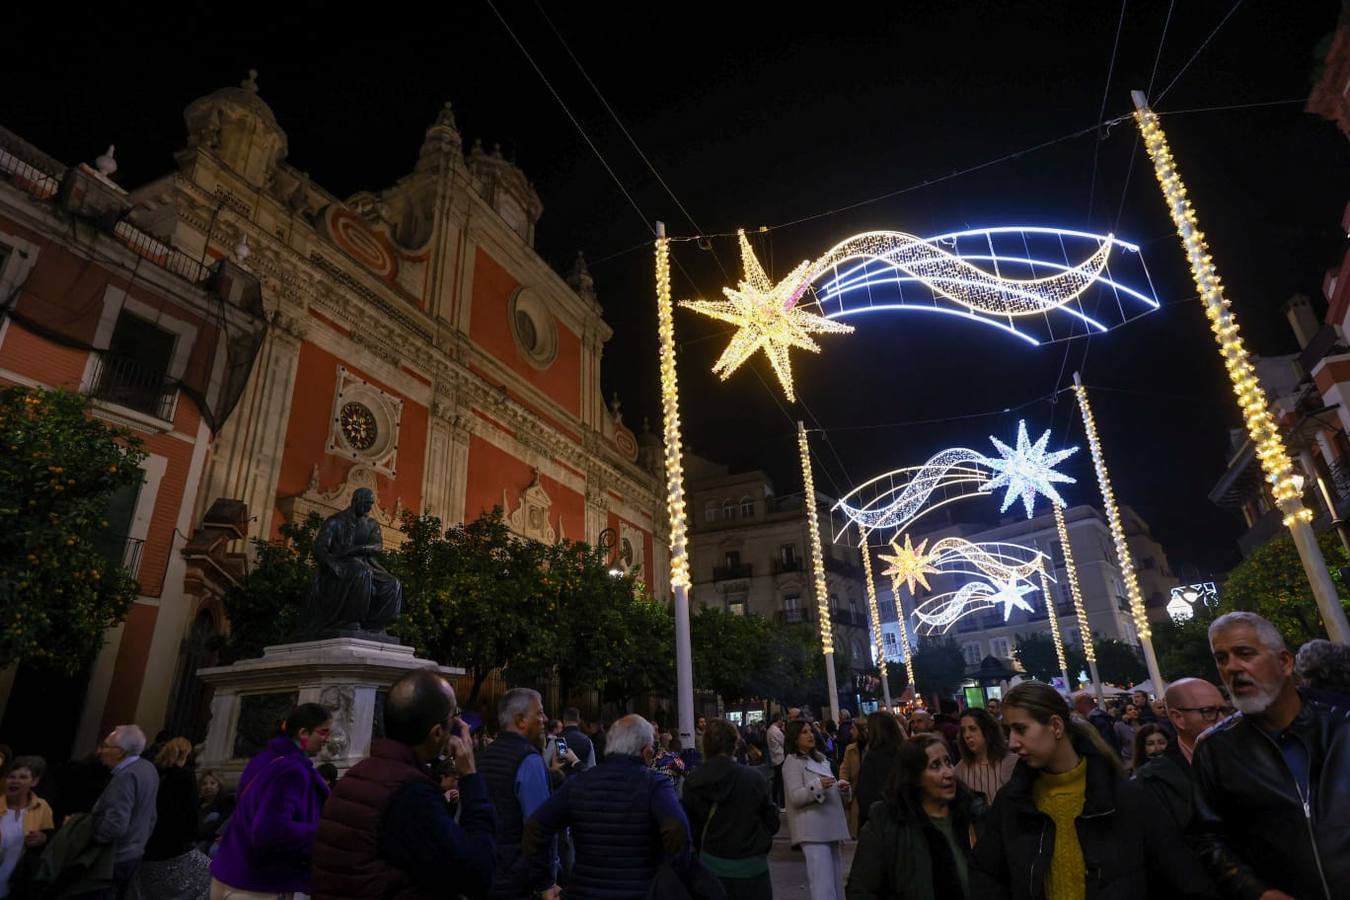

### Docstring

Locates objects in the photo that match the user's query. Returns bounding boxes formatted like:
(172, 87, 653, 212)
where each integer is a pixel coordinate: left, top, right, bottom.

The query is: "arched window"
(704, 500, 717, 523)
(740, 496, 754, 518)
(722, 498, 735, 520)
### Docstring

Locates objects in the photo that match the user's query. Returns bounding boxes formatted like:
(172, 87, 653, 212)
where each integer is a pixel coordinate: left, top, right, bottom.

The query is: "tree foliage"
(1094, 638, 1148, 685)
(911, 636, 967, 701)
(1221, 529, 1350, 648)
(218, 514, 323, 662)
(1153, 609, 1221, 685)
(1015, 631, 1087, 685)
(0, 387, 146, 673)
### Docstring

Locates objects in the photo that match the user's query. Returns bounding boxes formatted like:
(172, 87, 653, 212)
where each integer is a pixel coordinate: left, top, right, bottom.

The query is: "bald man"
(1132, 678, 1231, 834)
(1164, 678, 1231, 764)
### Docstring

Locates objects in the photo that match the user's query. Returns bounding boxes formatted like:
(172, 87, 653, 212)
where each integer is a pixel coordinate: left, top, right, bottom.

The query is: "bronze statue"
(299, 488, 402, 640)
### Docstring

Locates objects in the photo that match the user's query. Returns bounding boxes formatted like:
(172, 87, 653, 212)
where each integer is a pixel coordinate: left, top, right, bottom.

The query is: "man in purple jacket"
(209, 703, 333, 898)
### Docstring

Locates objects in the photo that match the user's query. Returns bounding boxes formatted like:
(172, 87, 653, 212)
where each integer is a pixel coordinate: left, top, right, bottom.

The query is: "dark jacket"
(1131, 746, 1192, 833)
(143, 765, 198, 861)
(31, 812, 117, 899)
(970, 738, 1215, 900)
(561, 726, 595, 772)
(1190, 696, 1350, 900)
(311, 738, 496, 900)
(854, 747, 897, 832)
(210, 736, 330, 894)
(681, 756, 779, 860)
(479, 731, 550, 899)
(1085, 709, 1120, 755)
(523, 754, 691, 900)
(846, 788, 986, 900)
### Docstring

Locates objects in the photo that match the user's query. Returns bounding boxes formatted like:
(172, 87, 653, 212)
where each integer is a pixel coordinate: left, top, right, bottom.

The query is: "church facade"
(0, 74, 666, 756)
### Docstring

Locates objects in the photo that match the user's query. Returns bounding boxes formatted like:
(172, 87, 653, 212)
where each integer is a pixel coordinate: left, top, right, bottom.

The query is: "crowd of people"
(0, 609, 1345, 900)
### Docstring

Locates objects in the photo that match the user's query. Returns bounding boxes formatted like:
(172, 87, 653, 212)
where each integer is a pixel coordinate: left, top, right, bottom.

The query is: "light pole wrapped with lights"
(1054, 503, 1104, 701)
(798, 421, 841, 722)
(858, 533, 893, 710)
(653, 224, 697, 749)
(1039, 562, 1073, 691)
(1132, 91, 1350, 644)
(1073, 373, 1164, 688)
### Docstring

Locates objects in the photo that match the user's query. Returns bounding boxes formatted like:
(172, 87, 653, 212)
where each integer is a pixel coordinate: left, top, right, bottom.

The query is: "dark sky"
(9, 1, 1346, 574)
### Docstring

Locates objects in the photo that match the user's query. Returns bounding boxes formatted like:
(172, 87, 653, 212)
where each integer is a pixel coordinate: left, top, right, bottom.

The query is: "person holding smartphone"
(310, 670, 497, 900)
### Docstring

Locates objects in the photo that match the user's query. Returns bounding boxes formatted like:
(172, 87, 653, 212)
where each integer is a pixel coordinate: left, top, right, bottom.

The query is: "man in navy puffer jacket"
(522, 715, 690, 900)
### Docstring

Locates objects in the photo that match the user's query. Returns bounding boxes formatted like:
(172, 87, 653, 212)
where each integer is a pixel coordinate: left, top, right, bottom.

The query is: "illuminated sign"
(1167, 582, 1219, 621)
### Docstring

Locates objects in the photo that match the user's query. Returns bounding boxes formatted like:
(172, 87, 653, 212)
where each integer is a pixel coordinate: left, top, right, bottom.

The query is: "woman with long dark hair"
(846, 734, 986, 900)
(954, 707, 1017, 804)
(854, 712, 904, 832)
(970, 682, 1215, 899)
(783, 720, 850, 900)
(838, 718, 867, 838)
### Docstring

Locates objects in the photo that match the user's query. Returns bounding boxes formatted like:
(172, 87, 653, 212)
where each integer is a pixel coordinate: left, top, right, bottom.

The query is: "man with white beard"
(1191, 611, 1350, 900)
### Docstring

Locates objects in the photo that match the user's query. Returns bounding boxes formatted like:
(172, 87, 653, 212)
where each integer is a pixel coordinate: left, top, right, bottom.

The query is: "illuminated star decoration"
(680, 230, 853, 402)
(986, 574, 1037, 620)
(878, 534, 940, 594)
(980, 420, 1078, 518)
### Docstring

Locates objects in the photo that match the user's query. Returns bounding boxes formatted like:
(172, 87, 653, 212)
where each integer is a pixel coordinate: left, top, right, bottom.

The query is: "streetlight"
(598, 527, 624, 578)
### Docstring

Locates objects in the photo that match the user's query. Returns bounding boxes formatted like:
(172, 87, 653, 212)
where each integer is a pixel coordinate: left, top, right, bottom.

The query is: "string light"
(1040, 562, 1070, 679)
(1073, 376, 1164, 689)
(654, 235, 691, 592)
(983, 421, 1079, 518)
(1053, 502, 1096, 665)
(1133, 105, 1307, 525)
(797, 423, 833, 654)
(858, 531, 891, 694)
(885, 573, 920, 689)
(836, 421, 1078, 535)
(907, 538, 1048, 633)
(878, 534, 940, 594)
(1133, 92, 1350, 645)
(680, 231, 853, 402)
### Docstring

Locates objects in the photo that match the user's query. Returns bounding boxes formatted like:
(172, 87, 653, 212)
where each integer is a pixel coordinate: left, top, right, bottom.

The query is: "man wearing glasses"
(1191, 611, 1350, 900)
(1133, 678, 1229, 832)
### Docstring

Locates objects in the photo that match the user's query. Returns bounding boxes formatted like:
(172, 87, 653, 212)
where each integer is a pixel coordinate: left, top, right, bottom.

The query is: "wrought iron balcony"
(713, 563, 753, 581)
(776, 608, 811, 625)
(90, 352, 175, 419)
(772, 558, 802, 574)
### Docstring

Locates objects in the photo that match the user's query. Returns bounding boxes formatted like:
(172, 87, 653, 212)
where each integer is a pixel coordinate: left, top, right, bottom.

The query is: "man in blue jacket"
(479, 689, 557, 900)
(523, 715, 690, 900)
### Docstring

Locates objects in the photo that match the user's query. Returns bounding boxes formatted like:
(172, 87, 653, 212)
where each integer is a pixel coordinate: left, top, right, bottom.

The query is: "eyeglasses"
(1171, 705, 1233, 722)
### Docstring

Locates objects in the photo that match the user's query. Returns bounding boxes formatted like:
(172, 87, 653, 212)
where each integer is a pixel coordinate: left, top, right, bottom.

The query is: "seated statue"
(299, 488, 402, 640)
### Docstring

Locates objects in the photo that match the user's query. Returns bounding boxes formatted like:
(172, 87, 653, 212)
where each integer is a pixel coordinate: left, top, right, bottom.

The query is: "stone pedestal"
(197, 638, 461, 783)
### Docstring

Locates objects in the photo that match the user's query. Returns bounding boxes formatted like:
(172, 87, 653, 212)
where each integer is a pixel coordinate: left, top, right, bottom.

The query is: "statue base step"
(196, 638, 462, 784)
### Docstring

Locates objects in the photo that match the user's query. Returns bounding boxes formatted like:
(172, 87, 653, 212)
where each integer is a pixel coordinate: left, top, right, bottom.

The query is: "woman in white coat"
(783, 719, 851, 900)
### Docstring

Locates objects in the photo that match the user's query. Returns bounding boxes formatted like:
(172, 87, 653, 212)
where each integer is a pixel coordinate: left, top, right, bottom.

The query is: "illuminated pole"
(1073, 373, 1165, 689)
(1132, 91, 1350, 644)
(654, 223, 696, 749)
(1039, 562, 1073, 693)
(798, 421, 840, 722)
(1054, 503, 1104, 703)
(886, 577, 920, 705)
(858, 531, 893, 710)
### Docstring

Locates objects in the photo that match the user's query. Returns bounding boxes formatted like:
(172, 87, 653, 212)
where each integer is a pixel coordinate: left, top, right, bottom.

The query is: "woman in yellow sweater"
(967, 682, 1215, 900)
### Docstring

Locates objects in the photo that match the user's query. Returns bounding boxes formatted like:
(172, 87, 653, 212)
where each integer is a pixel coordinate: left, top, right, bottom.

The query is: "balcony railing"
(713, 563, 753, 581)
(824, 556, 863, 578)
(90, 353, 176, 419)
(111, 220, 211, 284)
(830, 609, 868, 627)
(776, 608, 811, 625)
(772, 558, 802, 574)
(91, 535, 145, 580)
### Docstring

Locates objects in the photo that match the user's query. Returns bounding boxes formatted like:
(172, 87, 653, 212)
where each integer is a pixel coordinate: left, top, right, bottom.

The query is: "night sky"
(9, 1, 1346, 575)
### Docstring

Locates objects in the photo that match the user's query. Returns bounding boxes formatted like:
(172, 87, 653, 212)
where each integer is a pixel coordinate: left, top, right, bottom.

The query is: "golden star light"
(878, 534, 940, 594)
(680, 231, 853, 402)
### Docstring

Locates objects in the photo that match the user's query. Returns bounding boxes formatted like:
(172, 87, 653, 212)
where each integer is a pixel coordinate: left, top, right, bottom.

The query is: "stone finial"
(491, 143, 503, 158)
(234, 232, 252, 262)
(567, 250, 596, 303)
(434, 101, 457, 131)
(610, 392, 623, 420)
(95, 144, 117, 178)
(241, 68, 259, 93)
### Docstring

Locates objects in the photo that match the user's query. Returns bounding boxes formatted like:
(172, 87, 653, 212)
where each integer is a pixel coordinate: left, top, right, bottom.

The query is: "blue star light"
(981, 420, 1079, 518)
(986, 575, 1037, 621)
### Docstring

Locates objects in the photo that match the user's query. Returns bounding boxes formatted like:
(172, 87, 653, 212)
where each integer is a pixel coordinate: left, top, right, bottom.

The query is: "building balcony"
(713, 563, 753, 581)
(90, 353, 176, 420)
(830, 609, 868, 627)
(824, 556, 863, 579)
(1237, 508, 1285, 558)
(776, 608, 812, 625)
(91, 534, 145, 580)
(772, 558, 802, 575)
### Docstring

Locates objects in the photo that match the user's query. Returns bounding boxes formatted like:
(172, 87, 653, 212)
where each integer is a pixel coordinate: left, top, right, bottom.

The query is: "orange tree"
(0, 387, 145, 673)
(1222, 530, 1350, 648)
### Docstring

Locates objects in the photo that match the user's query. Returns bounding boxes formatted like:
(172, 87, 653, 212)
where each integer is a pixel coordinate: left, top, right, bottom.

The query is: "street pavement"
(767, 812, 856, 900)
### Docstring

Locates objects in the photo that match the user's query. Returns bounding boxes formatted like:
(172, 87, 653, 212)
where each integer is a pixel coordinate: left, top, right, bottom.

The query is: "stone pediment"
(280, 463, 407, 548)
(504, 470, 565, 544)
